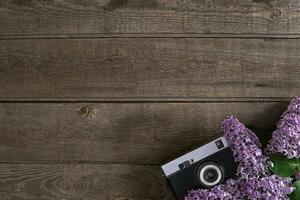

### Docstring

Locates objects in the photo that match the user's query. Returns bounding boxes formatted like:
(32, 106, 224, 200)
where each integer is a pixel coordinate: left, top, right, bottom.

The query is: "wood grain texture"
(0, 164, 174, 200)
(0, 0, 300, 37)
(1, 38, 300, 100)
(0, 102, 288, 164)
(1, 1, 298, 199)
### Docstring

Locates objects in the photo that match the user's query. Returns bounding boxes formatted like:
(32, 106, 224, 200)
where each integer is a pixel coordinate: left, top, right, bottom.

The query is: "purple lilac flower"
(284, 96, 300, 115)
(222, 116, 268, 177)
(184, 179, 243, 200)
(240, 175, 293, 200)
(185, 175, 293, 200)
(266, 96, 300, 158)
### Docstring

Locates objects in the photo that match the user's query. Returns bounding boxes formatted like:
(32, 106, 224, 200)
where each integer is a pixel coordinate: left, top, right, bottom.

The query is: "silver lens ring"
(198, 162, 223, 187)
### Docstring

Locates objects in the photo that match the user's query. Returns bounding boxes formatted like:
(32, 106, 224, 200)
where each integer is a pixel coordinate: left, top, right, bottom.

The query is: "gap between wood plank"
(2, 33, 300, 40)
(0, 161, 159, 166)
(0, 97, 292, 103)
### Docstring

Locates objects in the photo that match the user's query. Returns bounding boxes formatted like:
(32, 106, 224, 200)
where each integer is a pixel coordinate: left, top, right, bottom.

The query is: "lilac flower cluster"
(185, 116, 293, 200)
(266, 96, 300, 158)
(240, 175, 293, 200)
(222, 116, 268, 178)
(184, 179, 241, 200)
(185, 175, 293, 200)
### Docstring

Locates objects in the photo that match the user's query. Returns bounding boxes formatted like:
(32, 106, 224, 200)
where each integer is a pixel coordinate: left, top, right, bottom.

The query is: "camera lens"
(197, 162, 224, 187)
(203, 168, 219, 182)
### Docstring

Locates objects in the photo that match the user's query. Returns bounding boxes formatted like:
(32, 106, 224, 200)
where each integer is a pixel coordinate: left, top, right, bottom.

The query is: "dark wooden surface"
(1, 0, 300, 38)
(1, 38, 300, 100)
(0, 102, 288, 164)
(0, 164, 174, 200)
(0, 0, 299, 199)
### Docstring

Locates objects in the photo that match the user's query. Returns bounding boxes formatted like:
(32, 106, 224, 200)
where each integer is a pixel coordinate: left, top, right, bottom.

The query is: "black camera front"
(161, 137, 238, 200)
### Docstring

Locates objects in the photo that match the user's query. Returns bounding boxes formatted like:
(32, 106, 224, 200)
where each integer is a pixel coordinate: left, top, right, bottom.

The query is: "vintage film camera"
(161, 137, 238, 200)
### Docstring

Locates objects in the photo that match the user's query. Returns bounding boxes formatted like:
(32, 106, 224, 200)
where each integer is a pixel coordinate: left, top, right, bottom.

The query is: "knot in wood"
(272, 9, 282, 17)
(80, 106, 92, 115)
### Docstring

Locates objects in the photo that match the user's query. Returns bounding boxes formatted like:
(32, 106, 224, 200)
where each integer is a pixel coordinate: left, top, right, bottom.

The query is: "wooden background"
(0, 0, 299, 199)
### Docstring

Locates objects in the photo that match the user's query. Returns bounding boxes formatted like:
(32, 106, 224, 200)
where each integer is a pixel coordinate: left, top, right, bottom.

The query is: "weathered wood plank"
(0, 102, 288, 164)
(0, 164, 174, 200)
(0, 0, 300, 37)
(1, 38, 300, 100)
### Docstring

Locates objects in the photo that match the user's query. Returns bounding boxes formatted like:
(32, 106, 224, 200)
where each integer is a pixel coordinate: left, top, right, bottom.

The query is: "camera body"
(161, 137, 238, 200)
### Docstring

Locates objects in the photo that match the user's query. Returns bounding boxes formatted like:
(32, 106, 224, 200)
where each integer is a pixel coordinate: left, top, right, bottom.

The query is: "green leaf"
(291, 180, 300, 200)
(269, 154, 300, 177)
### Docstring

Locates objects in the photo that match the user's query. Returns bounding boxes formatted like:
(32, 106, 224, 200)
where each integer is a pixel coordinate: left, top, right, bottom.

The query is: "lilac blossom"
(184, 179, 242, 200)
(185, 175, 293, 200)
(284, 96, 300, 115)
(240, 175, 293, 200)
(266, 96, 300, 158)
(222, 116, 268, 177)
